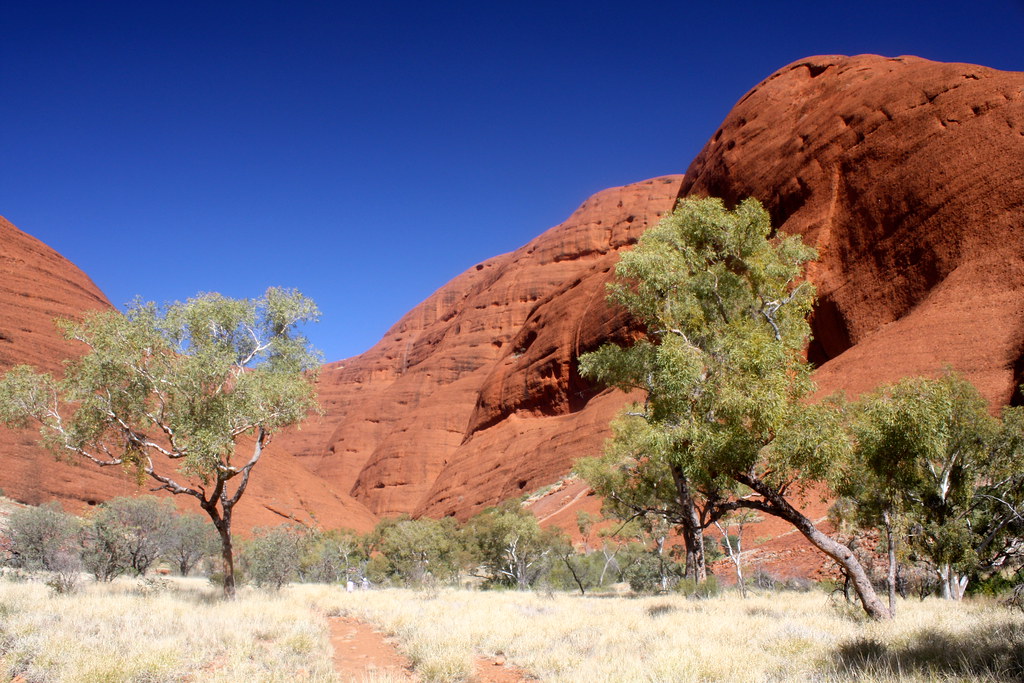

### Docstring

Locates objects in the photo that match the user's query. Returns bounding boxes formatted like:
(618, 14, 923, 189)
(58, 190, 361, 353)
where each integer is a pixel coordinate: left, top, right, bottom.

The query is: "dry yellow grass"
(2, 575, 1023, 682)
(300, 586, 1024, 682)
(0, 577, 336, 682)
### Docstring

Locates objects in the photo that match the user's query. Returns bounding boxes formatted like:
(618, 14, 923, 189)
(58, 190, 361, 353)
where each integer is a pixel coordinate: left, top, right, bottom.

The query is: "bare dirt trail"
(329, 617, 418, 681)
(328, 617, 528, 682)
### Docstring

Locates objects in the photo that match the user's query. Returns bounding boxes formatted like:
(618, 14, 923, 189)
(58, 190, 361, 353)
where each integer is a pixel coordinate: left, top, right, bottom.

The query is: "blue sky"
(3, 1, 1023, 361)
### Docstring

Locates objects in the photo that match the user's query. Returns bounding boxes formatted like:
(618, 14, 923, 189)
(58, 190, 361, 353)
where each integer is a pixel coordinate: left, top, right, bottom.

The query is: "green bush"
(676, 574, 720, 599)
(242, 525, 306, 590)
(5, 502, 80, 571)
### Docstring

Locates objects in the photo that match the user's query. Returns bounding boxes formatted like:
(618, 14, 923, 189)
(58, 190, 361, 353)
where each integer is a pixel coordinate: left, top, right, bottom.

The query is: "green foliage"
(0, 287, 320, 482)
(466, 503, 566, 589)
(81, 517, 130, 582)
(298, 528, 366, 584)
(547, 550, 606, 593)
(369, 516, 467, 587)
(86, 496, 177, 577)
(577, 197, 894, 619)
(579, 196, 828, 484)
(577, 198, 836, 569)
(4, 502, 81, 571)
(841, 372, 1024, 596)
(242, 524, 306, 590)
(0, 288, 322, 596)
(621, 548, 682, 592)
(676, 574, 720, 599)
(166, 512, 220, 576)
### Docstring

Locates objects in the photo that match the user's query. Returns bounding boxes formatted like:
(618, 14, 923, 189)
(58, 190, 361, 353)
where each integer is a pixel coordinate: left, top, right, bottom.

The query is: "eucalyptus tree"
(845, 373, 1024, 600)
(0, 288, 322, 597)
(579, 197, 891, 619)
(576, 414, 719, 583)
(370, 516, 467, 587)
(467, 504, 564, 589)
(243, 524, 306, 590)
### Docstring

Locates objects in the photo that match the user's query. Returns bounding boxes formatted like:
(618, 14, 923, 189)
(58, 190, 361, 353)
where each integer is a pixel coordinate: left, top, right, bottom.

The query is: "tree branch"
(226, 427, 265, 507)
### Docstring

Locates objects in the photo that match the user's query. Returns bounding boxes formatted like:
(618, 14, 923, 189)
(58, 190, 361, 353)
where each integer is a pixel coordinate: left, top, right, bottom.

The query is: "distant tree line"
(1, 494, 741, 596)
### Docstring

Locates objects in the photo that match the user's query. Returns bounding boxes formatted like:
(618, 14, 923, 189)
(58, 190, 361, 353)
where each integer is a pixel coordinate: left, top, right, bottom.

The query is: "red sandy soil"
(328, 617, 528, 682)
(329, 617, 418, 681)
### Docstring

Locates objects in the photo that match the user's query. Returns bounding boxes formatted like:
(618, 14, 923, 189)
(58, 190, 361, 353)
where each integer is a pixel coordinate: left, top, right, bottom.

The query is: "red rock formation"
(531, 54, 1024, 551)
(7, 54, 1024, 549)
(0, 216, 377, 532)
(293, 54, 1024, 532)
(290, 177, 684, 519)
(680, 54, 1024, 405)
(0, 216, 138, 507)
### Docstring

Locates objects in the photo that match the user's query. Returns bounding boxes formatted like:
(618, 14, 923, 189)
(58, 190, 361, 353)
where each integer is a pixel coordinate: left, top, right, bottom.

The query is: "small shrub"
(166, 513, 219, 576)
(676, 575, 720, 599)
(209, 567, 246, 589)
(1003, 584, 1024, 612)
(44, 550, 82, 595)
(782, 576, 814, 592)
(5, 503, 80, 571)
(751, 566, 779, 591)
(243, 524, 305, 590)
(135, 576, 172, 595)
(622, 552, 681, 593)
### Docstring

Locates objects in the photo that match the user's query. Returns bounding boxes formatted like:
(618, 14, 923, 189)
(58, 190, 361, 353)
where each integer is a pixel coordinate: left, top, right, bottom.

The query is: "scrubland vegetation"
(3, 196, 1024, 680)
(316, 587, 1024, 682)
(0, 577, 336, 682)
(6, 490, 1024, 681)
(1, 574, 1023, 682)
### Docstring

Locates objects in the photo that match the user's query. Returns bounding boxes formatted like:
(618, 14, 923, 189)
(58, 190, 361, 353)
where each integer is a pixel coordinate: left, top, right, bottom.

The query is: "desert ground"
(1, 575, 1021, 682)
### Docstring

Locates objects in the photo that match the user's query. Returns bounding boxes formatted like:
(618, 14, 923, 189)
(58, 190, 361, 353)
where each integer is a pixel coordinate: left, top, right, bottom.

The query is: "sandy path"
(328, 617, 528, 682)
(329, 617, 418, 681)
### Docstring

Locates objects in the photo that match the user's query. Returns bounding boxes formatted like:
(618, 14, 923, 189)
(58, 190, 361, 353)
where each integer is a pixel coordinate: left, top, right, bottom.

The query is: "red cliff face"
(290, 177, 684, 519)
(0, 216, 377, 532)
(0, 216, 137, 508)
(292, 54, 1024, 530)
(680, 54, 1024, 405)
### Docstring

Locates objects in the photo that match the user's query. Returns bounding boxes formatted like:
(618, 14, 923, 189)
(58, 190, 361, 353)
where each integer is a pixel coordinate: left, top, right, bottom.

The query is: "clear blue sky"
(3, 1, 1022, 362)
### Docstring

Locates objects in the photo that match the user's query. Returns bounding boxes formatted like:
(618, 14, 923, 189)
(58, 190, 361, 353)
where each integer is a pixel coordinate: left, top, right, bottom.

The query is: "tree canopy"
(839, 372, 1024, 602)
(578, 196, 891, 618)
(0, 287, 321, 596)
